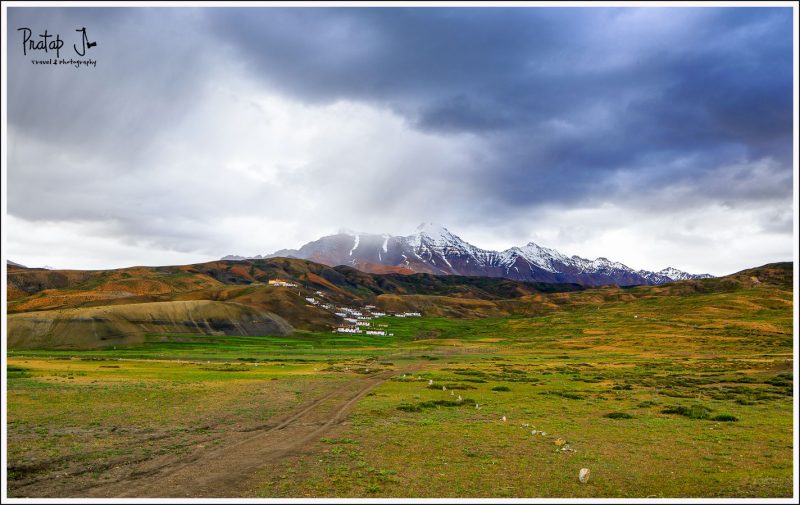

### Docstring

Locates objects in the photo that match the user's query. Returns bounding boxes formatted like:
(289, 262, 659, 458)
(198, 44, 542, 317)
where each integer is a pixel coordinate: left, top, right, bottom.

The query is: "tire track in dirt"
(83, 369, 398, 498)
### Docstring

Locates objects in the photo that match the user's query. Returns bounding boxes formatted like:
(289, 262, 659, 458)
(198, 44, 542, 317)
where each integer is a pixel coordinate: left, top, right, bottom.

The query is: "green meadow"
(6, 275, 794, 498)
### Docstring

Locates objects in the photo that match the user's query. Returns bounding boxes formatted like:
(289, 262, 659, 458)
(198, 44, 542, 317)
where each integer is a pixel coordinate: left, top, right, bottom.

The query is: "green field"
(6, 271, 795, 498)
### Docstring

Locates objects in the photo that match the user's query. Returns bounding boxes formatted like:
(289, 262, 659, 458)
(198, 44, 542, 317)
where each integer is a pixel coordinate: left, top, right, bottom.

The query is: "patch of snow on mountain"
(582, 257, 634, 274)
(412, 223, 480, 263)
(512, 242, 573, 273)
(655, 267, 689, 280)
(440, 254, 452, 268)
(349, 235, 360, 256)
(652, 267, 712, 281)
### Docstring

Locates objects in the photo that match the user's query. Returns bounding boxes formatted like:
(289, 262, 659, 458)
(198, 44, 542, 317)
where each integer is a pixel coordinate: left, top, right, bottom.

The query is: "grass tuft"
(604, 412, 634, 419)
(661, 404, 713, 420)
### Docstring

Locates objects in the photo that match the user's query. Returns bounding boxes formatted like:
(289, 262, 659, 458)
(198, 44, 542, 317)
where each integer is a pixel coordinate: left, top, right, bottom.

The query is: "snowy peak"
(415, 222, 452, 240)
(406, 223, 480, 272)
(415, 221, 447, 234)
(223, 224, 713, 287)
(412, 222, 468, 249)
(508, 242, 572, 273)
(654, 267, 713, 282)
(658, 267, 693, 280)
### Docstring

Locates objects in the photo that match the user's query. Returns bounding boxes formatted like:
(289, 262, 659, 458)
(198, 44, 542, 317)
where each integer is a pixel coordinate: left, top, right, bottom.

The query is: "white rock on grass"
(579, 468, 591, 483)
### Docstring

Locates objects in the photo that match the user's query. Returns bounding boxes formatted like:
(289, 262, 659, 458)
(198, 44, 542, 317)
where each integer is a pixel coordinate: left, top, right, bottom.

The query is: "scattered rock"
(579, 468, 591, 483)
(502, 416, 507, 422)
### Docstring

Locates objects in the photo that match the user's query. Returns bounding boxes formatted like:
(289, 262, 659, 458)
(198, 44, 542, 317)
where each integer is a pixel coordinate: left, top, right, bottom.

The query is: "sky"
(4, 6, 796, 276)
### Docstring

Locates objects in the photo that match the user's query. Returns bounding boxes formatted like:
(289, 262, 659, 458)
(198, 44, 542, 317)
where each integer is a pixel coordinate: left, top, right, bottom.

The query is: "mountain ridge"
(224, 223, 713, 286)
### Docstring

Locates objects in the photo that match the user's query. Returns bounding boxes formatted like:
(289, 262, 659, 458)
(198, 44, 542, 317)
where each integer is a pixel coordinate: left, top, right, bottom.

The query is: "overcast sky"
(4, 6, 795, 275)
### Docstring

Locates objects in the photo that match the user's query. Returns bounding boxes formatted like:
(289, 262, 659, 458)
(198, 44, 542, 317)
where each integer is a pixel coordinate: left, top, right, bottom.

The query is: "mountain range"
(223, 223, 712, 286)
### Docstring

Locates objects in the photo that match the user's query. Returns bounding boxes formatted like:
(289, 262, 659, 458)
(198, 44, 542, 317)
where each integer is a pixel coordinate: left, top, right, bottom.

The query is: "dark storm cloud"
(5, 6, 794, 272)
(208, 7, 793, 208)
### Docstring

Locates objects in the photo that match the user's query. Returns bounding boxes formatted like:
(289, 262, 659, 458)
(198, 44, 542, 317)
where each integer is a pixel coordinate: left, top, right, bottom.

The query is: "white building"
(268, 279, 297, 287)
(365, 330, 385, 336)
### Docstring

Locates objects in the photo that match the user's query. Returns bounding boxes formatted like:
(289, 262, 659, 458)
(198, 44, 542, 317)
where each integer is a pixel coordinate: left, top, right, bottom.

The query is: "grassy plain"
(6, 273, 795, 498)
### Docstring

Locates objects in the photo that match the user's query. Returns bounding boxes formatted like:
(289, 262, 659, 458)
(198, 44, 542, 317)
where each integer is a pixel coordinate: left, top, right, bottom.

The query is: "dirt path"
(82, 369, 396, 498)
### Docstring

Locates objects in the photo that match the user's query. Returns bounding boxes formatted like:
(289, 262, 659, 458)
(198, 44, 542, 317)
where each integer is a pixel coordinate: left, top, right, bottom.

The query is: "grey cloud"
(4, 6, 794, 272)
(7, 8, 211, 162)
(207, 7, 793, 210)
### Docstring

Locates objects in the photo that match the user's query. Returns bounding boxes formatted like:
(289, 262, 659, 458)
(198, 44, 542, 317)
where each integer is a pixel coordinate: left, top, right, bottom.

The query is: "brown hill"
(6, 257, 790, 350)
(7, 300, 293, 350)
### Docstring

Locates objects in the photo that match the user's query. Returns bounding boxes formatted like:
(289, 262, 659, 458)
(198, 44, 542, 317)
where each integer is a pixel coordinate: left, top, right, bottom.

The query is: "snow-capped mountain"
(224, 223, 713, 286)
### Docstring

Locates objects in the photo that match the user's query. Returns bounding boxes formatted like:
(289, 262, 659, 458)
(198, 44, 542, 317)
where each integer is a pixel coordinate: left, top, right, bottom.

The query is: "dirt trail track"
(84, 370, 396, 498)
